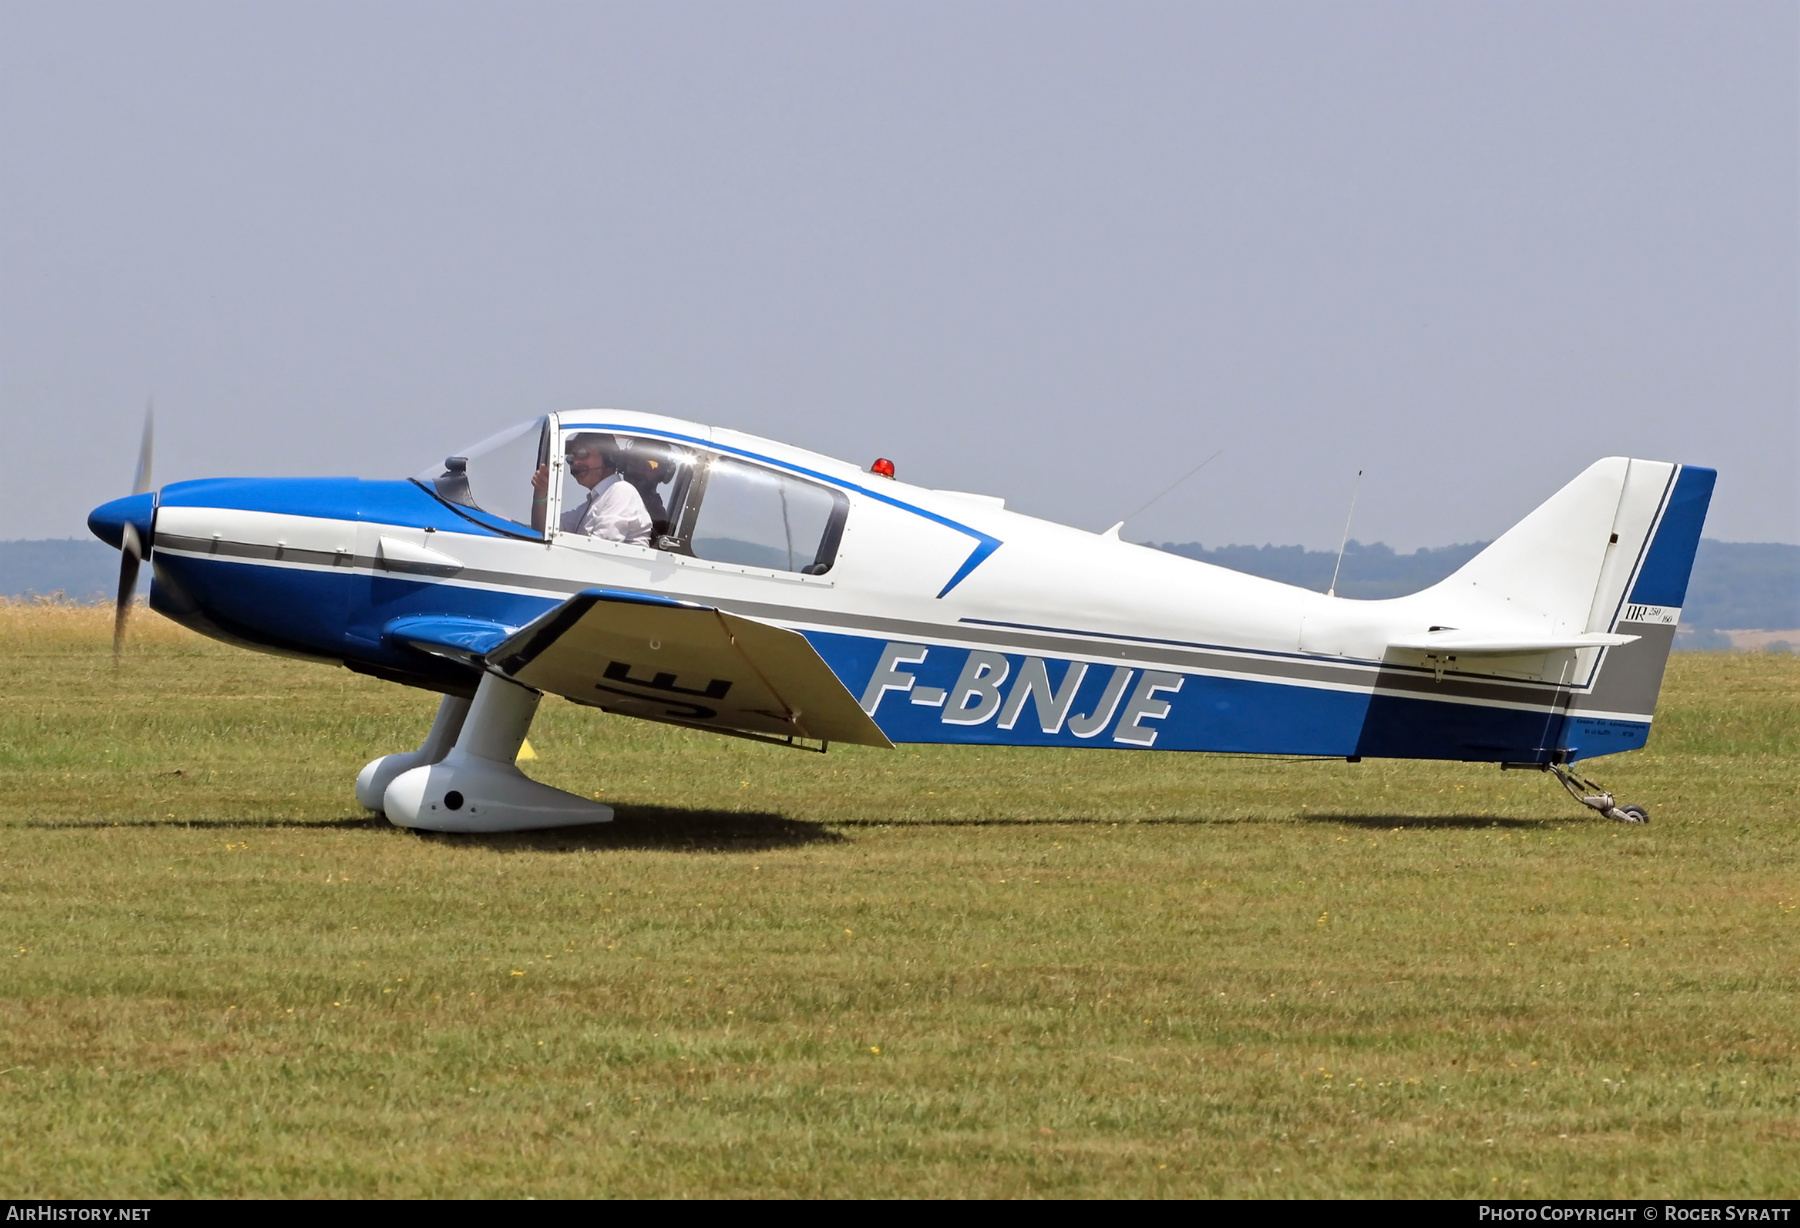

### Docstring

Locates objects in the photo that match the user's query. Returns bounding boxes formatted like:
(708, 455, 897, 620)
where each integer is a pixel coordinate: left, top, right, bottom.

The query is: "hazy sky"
(3, 1, 1794, 549)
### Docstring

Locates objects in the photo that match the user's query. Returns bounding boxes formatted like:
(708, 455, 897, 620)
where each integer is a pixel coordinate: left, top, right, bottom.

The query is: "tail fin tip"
(1627, 465, 1716, 611)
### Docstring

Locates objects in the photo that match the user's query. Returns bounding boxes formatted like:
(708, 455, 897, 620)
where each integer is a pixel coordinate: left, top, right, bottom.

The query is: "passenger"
(530, 434, 653, 543)
(620, 451, 672, 536)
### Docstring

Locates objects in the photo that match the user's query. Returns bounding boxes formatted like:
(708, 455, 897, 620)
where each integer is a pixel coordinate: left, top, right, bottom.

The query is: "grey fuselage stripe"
(160, 535, 477, 578)
(160, 534, 1592, 709)
(1563, 622, 1675, 716)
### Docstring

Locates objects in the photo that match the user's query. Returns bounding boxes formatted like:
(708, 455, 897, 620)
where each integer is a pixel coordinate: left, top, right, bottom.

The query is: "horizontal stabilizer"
(487, 589, 893, 748)
(1388, 630, 1638, 655)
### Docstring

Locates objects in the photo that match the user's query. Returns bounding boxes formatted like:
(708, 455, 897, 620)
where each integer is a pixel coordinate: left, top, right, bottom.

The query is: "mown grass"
(1, 602, 1795, 1198)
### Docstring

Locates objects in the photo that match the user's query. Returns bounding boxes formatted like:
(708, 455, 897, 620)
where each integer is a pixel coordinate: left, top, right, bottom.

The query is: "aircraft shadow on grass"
(28, 806, 842, 851)
(27, 814, 392, 832)
(830, 812, 1565, 831)
(32, 809, 1573, 838)
(1307, 813, 1561, 830)
(413, 804, 844, 853)
(827, 814, 1235, 829)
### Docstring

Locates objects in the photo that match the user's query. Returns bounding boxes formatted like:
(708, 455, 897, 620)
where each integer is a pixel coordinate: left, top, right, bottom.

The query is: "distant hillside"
(1153, 539, 1487, 601)
(1680, 542, 1800, 631)
(1153, 538, 1800, 642)
(0, 539, 127, 601)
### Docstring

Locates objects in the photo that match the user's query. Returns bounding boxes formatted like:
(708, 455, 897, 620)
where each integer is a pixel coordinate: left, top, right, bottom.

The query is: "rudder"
(1560, 463, 1715, 759)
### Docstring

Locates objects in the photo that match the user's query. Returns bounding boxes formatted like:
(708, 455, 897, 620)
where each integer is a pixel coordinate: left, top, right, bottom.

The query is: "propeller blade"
(131, 402, 155, 496)
(114, 522, 143, 658)
(114, 402, 157, 657)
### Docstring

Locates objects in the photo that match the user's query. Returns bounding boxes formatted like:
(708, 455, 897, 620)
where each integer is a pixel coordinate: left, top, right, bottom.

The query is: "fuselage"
(93, 409, 1707, 764)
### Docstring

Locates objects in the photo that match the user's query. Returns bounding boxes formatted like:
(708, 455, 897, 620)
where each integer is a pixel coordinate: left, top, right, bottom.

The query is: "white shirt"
(560, 472, 653, 543)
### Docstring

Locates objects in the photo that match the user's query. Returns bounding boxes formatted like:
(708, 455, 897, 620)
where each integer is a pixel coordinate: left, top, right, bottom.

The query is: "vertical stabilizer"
(1411, 458, 1714, 761)
(1558, 463, 1714, 757)
(1429, 457, 1634, 637)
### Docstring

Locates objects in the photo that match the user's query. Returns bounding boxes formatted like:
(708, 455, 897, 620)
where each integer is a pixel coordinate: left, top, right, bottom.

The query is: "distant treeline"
(1154, 539, 1487, 601)
(1154, 538, 1800, 635)
(1683, 542, 1800, 632)
(5, 535, 1796, 637)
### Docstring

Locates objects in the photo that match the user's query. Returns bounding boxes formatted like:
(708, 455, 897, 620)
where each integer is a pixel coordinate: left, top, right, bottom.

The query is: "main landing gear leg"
(380, 673, 615, 833)
(355, 692, 472, 815)
(1547, 762, 1649, 825)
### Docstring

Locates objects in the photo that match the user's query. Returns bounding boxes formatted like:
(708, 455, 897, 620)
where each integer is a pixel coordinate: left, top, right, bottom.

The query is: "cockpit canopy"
(415, 415, 849, 575)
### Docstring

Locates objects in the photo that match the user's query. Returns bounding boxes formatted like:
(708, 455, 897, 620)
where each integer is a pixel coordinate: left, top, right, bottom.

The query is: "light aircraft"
(88, 410, 1713, 832)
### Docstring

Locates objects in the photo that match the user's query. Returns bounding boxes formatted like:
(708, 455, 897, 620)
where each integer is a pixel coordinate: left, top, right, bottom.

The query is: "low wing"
(1387, 630, 1638, 654)
(485, 589, 892, 748)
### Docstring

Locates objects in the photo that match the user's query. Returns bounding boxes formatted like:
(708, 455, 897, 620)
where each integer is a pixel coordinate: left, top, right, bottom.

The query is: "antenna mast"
(1327, 469, 1363, 598)
(1117, 447, 1226, 529)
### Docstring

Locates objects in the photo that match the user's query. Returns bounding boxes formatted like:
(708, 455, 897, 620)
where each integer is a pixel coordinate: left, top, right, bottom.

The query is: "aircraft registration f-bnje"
(88, 410, 1714, 832)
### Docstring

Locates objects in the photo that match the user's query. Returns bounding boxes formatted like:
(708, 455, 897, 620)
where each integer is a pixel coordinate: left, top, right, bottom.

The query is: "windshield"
(416, 417, 549, 531)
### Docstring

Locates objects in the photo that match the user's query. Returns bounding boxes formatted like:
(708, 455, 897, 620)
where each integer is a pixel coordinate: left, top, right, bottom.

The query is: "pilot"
(531, 434, 653, 543)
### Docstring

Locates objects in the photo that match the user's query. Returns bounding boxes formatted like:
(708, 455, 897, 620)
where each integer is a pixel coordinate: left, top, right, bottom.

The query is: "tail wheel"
(1618, 804, 1649, 824)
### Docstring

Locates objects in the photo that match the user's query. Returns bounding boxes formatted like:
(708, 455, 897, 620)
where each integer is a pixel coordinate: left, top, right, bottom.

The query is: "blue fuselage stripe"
(798, 629, 1642, 762)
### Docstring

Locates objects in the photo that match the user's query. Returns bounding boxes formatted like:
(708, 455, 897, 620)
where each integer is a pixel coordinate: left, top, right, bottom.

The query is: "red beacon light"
(870, 457, 896, 479)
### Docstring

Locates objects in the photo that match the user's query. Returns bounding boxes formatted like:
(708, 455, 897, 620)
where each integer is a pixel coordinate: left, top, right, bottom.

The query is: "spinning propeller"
(111, 405, 155, 656)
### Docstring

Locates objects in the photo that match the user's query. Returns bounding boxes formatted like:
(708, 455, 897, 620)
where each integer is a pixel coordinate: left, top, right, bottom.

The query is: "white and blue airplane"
(88, 409, 1714, 832)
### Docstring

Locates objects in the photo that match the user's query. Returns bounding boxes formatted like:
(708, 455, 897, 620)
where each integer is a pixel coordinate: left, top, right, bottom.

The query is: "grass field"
(1, 601, 1796, 1198)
